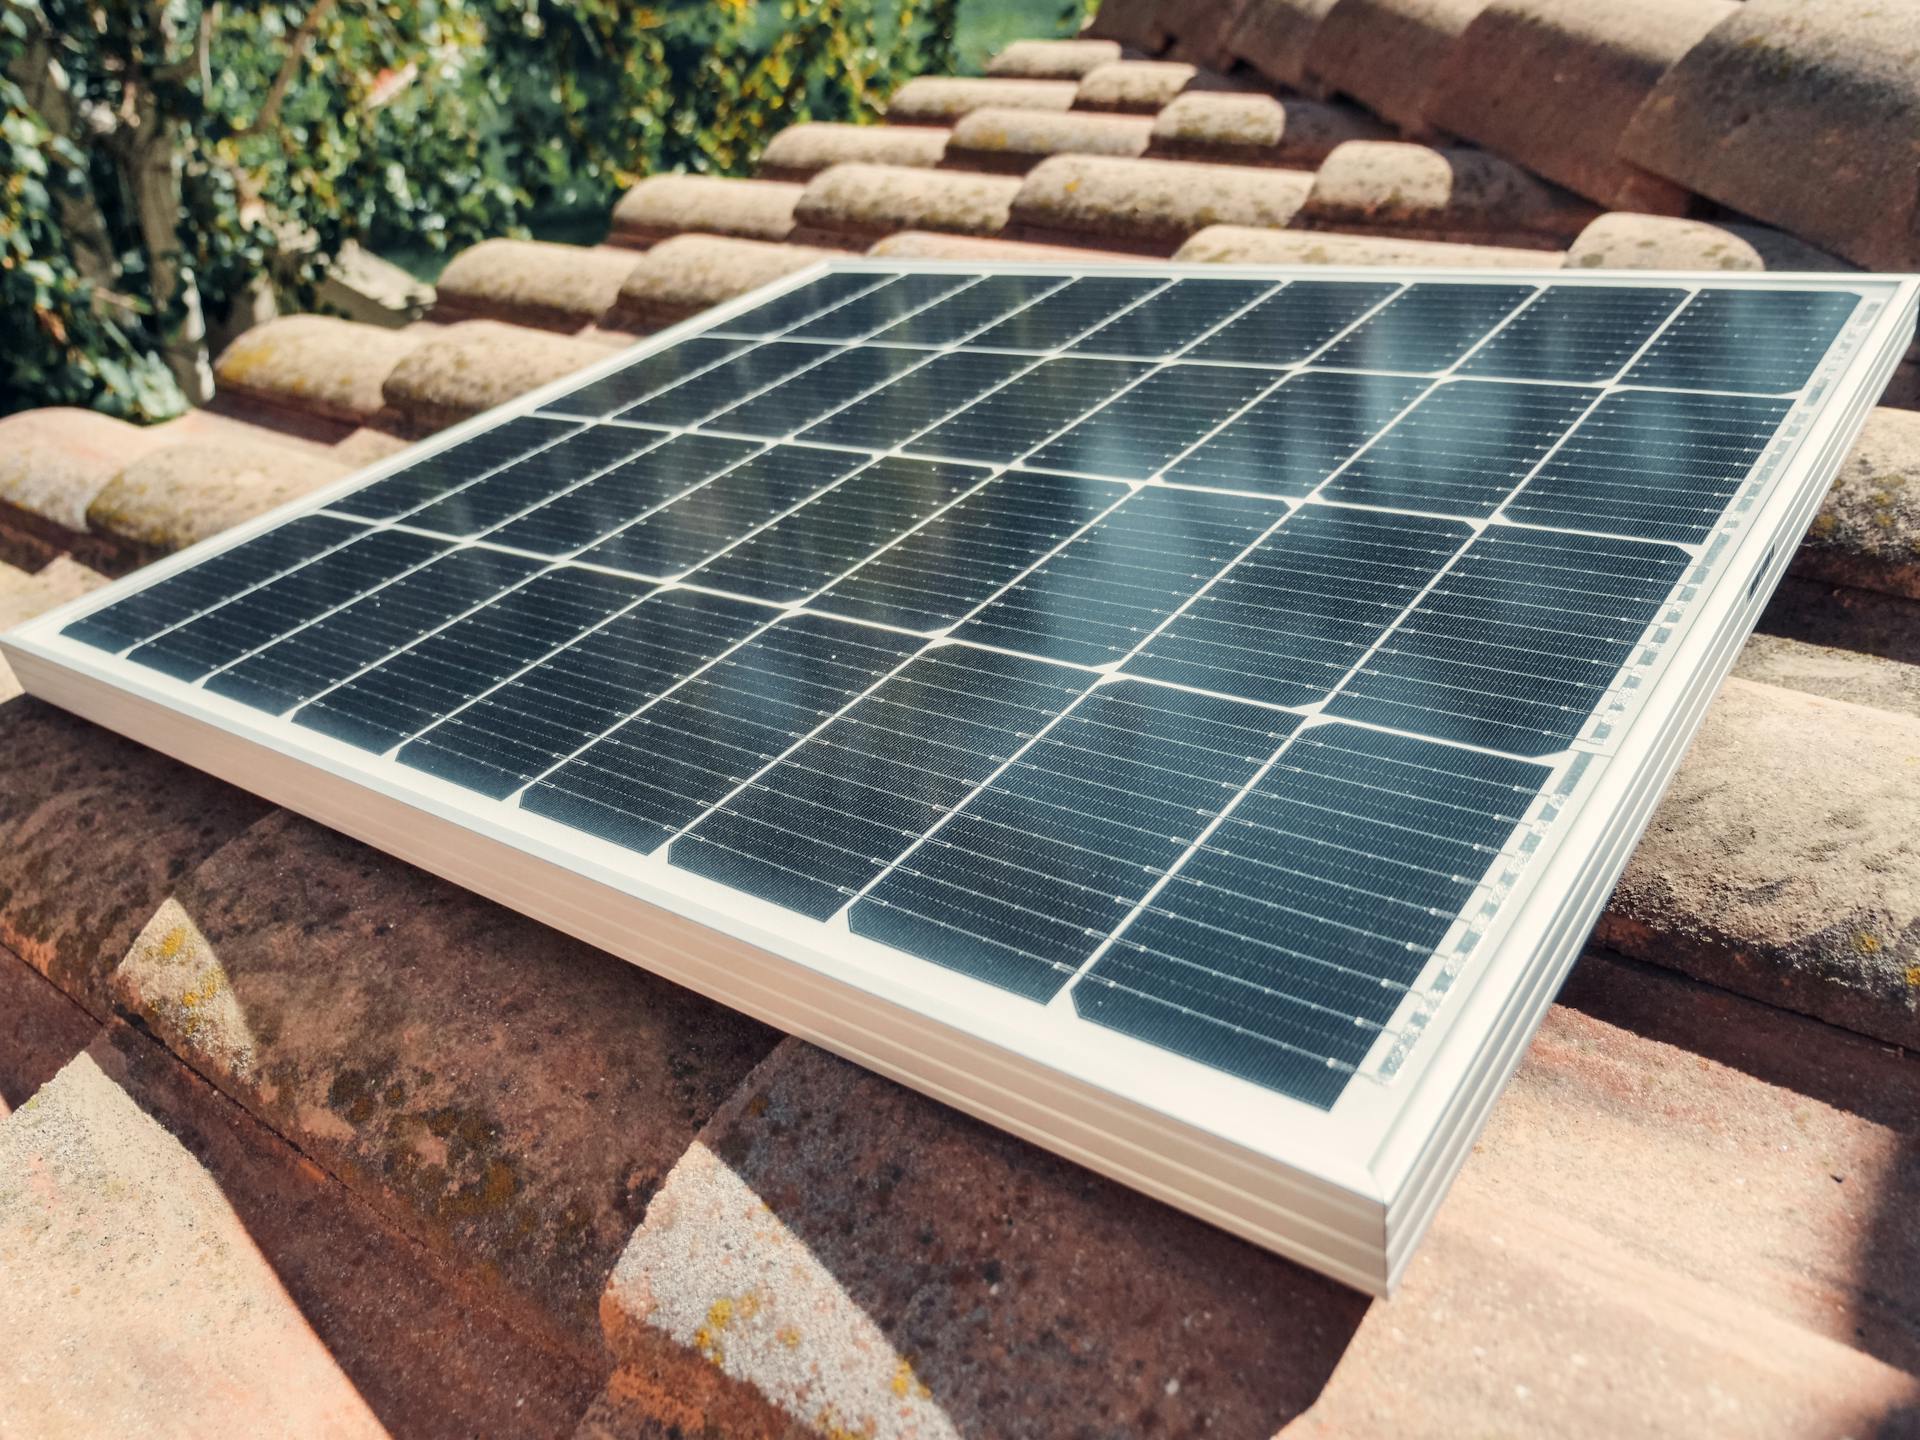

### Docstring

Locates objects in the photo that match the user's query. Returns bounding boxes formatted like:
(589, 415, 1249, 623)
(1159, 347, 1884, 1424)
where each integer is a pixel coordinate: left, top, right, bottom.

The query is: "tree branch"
(230, 0, 335, 137)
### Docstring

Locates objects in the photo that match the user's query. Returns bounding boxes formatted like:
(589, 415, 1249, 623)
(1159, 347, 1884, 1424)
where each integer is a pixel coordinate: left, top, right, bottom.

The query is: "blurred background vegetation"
(1, 0, 1079, 423)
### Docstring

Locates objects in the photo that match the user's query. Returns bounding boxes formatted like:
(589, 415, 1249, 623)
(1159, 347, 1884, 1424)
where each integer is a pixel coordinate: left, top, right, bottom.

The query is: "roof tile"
(1622, 0, 1920, 271)
(1147, 91, 1390, 167)
(1223, 0, 1342, 94)
(1599, 677, 1920, 1052)
(1299, 139, 1597, 245)
(1009, 153, 1314, 252)
(1305, 0, 1492, 138)
(432, 238, 640, 331)
(329, 425, 414, 468)
(1426, 0, 1735, 211)
(1795, 408, 1920, 601)
(791, 163, 1023, 244)
(1071, 59, 1229, 114)
(603, 233, 835, 332)
(864, 230, 1140, 262)
(1083, 0, 1176, 54)
(756, 121, 950, 182)
(213, 315, 425, 427)
(1564, 212, 1857, 272)
(609, 175, 804, 247)
(0, 555, 104, 636)
(378, 320, 609, 435)
(883, 76, 1078, 125)
(1175, 222, 1556, 265)
(83, 438, 349, 558)
(0, 407, 162, 535)
(944, 106, 1154, 172)
(1156, 0, 1261, 69)
(984, 38, 1127, 79)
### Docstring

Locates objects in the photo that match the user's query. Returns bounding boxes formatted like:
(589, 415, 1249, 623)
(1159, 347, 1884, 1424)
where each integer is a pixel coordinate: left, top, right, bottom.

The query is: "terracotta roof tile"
(608, 175, 804, 247)
(1564, 212, 1858, 272)
(864, 229, 1140, 262)
(1175, 222, 1556, 265)
(0, 408, 163, 535)
(1622, 0, 1920, 271)
(1795, 409, 1920, 601)
(944, 106, 1154, 172)
(1299, 139, 1597, 246)
(212, 315, 425, 427)
(431, 238, 641, 331)
(0, 556, 103, 635)
(1008, 153, 1314, 252)
(1426, 0, 1734, 212)
(1305, 0, 1493, 139)
(378, 320, 609, 435)
(1082, 0, 1176, 54)
(984, 37, 1127, 79)
(883, 76, 1078, 125)
(1147, 91, 1390, 167)
(1157, 0, 1261, 69)
(83, 438, 349, 559)
(790, 163, 1023, 244)
(756, 121, 950, 181)
(1071, 59, 1233, 114)
(603, 233, 834, 332)
(1223, 0, 1341, 94)
(328, 425, 414, 468)
(1735, 631, 1920, 720)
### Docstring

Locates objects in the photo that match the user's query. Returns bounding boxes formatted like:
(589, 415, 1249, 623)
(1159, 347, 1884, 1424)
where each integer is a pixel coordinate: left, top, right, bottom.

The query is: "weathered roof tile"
(791, 163, 1023, 243)
(1176, 223, 1555, 265)
(1427, 0, 1734, 211)
(379, 320, 609, 435)
(1795, 409, 1920, 601)
(0, 408, 161, 535)
(212, 315, 424, 426)
(603, 234, 834, 332)
(1623, 0, 1920, 272)
(1147, 91, 1389, 166)
(609, 175, 804, 246)
(84, 438, 349, 558)
(944, 106, 1154, 172)
(756, 121, 950, 181)
(1299, 139, 1596, 245)
(1223, 0, 1341, 94)
(865, 230, 1139, 262)
(1565, 212, 1857, 272)
(1306, 0, 1492, 138)
(432, 238, 640, 332)
(985, 38, 1126, 79)
(1083, 0, 1176, 54)
(0, 556, 104, 636)
(1009, 153, 1313, 252)
(883, 76, 1078, 125)
(1072, 59, 1230, 113)
(1158, 0, 1261, 69)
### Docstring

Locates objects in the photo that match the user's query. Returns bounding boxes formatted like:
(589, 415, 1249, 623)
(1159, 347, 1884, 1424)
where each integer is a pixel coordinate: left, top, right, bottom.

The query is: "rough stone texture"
(758, 123, 951, 182)
(865, 231, 1138, 263)
(0, 559, 105, 703)
(1147, 92, 1388, 167)
(1300, 140, 1595, 246)
(1072, 60, 1218, 114)
(1425, 0, 1734, 210)
(379, 320, 609, 435)
(1794, 409, 1920, 601)
(1622, 0, 1920, 273)
(604, 235, 835, 332)
(1733, 632, 1920, 721)
(0, 944, 95, 1118)
(1599, 677, 1920, 1052)
(1304, 0, 1491, 138)
(330, 424, 414, 468)
(1082, 0, 1174, 56)
(0, 1022, 602, 1439)
(433, 239, 640, 331)
(1223, 0, 1340, 94)
(944, 107, 1154, 172)
(883, 77, 1077, 125)
(791, 164, 1023, 244)
(1175, 223, 1555, 266)
(1564, 211, 1857, 272)
(1761, 575, 1920, 676)
(1009, 154, 1313, 252)
(609, 176, 805, 247)
(107, 809, 778, 1361)
(0, 698, 271, 1016)
(213, 314, 424, 426)
(604, 949, 1920, 1436)
(0, 407, 163, 538)
(84, 439, 350, 558)
(984, 38, 1125, 79)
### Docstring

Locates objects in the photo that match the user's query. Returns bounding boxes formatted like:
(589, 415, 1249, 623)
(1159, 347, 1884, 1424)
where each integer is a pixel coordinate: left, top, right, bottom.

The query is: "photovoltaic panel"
(20, 259, 1906, 1298)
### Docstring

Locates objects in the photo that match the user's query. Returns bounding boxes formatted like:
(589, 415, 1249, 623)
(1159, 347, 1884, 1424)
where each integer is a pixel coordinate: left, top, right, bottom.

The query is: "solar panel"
(8, 260, 1912, 1296)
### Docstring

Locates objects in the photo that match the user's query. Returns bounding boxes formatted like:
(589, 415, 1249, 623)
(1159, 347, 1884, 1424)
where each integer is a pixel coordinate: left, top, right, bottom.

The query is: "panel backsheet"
(49, 267, 1870, 1110)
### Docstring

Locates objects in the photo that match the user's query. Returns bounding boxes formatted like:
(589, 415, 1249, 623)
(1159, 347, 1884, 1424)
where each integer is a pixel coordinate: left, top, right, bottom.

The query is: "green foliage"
(2, 0, 1076, 422)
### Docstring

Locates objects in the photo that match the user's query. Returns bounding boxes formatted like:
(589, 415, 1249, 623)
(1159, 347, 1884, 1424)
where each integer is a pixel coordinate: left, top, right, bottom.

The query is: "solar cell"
(22, 259, 1904, 1297)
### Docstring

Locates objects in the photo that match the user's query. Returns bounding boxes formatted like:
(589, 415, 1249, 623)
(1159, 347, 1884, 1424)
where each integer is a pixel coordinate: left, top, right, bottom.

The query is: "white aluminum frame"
(7, 260, 1914, 1295)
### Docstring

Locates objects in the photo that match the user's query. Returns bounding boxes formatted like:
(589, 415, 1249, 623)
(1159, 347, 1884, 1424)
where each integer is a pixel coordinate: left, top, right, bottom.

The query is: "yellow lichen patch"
(890, 1357, 932, 1401)
(1856, 931, 1882, 955)
(156, 923, 189, 962)
(814, 1406, 878, 1440)
(777, 1325, 802, 1349)
(1905, 964, 1920, 989)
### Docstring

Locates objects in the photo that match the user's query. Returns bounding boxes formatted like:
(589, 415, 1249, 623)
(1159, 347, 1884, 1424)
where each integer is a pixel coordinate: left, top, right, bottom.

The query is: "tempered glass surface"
(53, 264, 1874, 1114)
